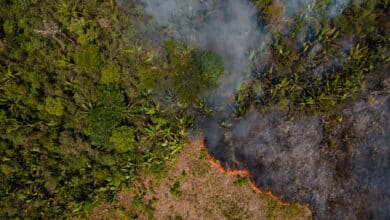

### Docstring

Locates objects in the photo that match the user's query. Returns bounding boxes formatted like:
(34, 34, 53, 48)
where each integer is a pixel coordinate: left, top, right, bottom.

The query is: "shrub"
(74, 44, 101, 73)
(45, 97, 64, 116)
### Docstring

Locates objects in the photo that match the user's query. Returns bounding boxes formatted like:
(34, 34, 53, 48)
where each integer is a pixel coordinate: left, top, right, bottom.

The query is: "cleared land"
(92, 139, 312, 220)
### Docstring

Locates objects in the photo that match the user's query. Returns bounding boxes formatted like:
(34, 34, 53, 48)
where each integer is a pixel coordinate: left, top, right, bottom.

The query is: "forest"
(0, 0, 389, 219)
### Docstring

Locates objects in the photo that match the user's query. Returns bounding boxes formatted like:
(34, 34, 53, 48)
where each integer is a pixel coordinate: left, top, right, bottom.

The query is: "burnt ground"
(91, 139, 311, 220)
(202, 79, 390, 219)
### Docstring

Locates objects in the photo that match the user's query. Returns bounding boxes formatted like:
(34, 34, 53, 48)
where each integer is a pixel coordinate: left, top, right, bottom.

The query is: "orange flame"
(201, 140, 291, 206)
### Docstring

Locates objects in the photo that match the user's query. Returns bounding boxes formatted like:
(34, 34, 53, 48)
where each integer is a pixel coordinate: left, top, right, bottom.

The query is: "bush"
(74, 44, 101, 73)
(45, 97, 64, 116)
(101, 64, 121, 84)
(199, 51, 224, 82)
(85, 87, 128, 147)
(109, 126, 136, 153)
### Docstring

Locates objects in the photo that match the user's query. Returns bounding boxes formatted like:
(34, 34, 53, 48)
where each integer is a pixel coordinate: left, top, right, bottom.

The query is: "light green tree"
(101, 64, 120, 84)
(45, 97, 64, 116)
(109, 126, 136, 153)
(74, 45, 101, 73)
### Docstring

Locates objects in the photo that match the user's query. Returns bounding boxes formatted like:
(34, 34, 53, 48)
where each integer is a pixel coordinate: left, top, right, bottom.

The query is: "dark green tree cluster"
(0, 0, 190, 218)
(138, 39, 225, 105)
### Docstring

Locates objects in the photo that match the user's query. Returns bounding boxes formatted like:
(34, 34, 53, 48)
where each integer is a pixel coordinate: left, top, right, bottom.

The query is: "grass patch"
(170, 181, 182, 199)
(233, 175, 250, 187)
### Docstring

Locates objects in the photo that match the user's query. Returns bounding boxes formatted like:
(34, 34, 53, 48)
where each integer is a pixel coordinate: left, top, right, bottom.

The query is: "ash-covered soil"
(202, 80, 390, 219)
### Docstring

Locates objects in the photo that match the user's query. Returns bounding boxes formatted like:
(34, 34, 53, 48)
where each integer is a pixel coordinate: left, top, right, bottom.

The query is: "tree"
(85, 86, 127, 147)
(44, 97, 64, 116)
(101, 63, 121, 84)
(164, 40, 225, 104)
(109, 126, 135, 153)
(74, 44, 101, 73)
(198, 51, 224, 82)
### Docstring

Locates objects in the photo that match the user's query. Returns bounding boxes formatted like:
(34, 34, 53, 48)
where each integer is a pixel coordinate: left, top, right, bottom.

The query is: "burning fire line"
(200, 140, 291, 206)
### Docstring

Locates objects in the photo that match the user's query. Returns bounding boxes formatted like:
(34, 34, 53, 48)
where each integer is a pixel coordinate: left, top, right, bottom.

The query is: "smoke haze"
(282, 0, 350, 18)
(205, 92, 390, 219)
(136, 0, 389, 219)
(142, 0, 267, 98)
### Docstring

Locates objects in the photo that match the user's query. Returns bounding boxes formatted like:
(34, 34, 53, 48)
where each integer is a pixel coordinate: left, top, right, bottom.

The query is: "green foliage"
(167, 40, 225, 104)
(101, 63, 121, 84)
(3, 20, 16, 36)
(109, 126, 136, 153)
(0, 0, 189, 218)
(233, 0, 389, 117)
(221, 201, 249, 220)
(74, 44, 101, 73)
(233, 175, 250, 187)
(85, 86, 128, 147)
(199, 51, 225, 82)
(265, 196, 308, 220)
(68, 18, 99, 45)
(166, 40, 205, 103)
(0, 0, 387, 219)
(45, 97, 64, 116)
(131, 193, 156, 218)
(138, 40, 225, 105)
(170, 181, 182, 198)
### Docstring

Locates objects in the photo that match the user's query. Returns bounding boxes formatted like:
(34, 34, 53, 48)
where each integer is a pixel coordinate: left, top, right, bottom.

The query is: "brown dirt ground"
(91, 138, 312, 220)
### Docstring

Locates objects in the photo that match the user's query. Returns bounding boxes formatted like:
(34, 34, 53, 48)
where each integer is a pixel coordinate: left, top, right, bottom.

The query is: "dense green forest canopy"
(0, 0, 388, 218)
(0, 0, 192, 217)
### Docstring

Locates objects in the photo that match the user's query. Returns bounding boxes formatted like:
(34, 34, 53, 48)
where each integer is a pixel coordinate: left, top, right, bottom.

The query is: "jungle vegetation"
(234, 0, 389, 117)
(0, 0, 388, 218)
(0, 0, 193, 218)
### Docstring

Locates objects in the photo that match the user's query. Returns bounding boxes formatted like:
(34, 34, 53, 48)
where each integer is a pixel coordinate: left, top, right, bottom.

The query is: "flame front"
(200, 140, 291, 206)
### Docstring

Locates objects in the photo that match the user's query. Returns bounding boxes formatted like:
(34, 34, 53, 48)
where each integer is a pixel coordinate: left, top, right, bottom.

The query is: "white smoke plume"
(139, 0, 350, 103)
(131, 1, 389, 219)
(141, 0, 268, 100)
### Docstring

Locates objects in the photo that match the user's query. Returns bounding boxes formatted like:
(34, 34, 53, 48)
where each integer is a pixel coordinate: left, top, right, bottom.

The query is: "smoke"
(139, 0, 351, 102)
(141, 0, 268, 101)
(133, 0, 390, 219)
(205, 93, 390, 219)
(280, 0, 350, 47)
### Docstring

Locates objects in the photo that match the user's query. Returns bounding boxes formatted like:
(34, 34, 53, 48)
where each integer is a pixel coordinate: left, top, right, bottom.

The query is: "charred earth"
(201, 80, 390, 219)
